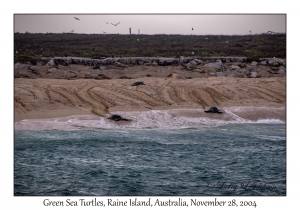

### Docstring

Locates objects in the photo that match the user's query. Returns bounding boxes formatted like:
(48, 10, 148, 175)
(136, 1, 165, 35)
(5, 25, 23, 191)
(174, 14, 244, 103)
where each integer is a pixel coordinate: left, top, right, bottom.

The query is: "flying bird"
(106, 22, 108, 24)
(192, 27, 194, 30)
(74, 17, 80, 21)
(111, 22, 120, 26)
(249, 30, 251, 34)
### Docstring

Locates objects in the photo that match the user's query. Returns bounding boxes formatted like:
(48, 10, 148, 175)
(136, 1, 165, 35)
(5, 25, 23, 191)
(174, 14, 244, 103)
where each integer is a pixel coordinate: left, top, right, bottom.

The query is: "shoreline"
(14, 105, 286, 123)
(14, 106, 286, 131)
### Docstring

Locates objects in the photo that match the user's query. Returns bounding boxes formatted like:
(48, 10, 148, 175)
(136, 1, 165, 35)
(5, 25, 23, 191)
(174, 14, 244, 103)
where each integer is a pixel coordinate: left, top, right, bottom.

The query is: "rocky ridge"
(14, 56, 286, 79)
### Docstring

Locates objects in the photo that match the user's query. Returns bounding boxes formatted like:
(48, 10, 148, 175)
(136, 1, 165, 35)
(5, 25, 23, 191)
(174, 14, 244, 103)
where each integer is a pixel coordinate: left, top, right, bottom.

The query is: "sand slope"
(14, 77, 286, 122)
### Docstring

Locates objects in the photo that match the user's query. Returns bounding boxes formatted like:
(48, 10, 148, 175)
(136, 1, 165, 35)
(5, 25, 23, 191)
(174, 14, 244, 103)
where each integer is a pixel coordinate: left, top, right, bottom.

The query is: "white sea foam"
(255, 119, 285, 124)
(15, 107, 286, 131)
(224, 110, 251, 123)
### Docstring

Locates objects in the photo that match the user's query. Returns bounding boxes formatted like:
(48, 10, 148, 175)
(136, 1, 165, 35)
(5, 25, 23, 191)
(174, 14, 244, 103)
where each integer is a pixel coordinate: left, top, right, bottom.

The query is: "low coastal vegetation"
(14, 33, 286, 63)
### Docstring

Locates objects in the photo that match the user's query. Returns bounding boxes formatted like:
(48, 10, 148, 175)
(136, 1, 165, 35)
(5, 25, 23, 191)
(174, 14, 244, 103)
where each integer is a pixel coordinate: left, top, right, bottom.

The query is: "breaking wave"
(15, 107, 285, 131)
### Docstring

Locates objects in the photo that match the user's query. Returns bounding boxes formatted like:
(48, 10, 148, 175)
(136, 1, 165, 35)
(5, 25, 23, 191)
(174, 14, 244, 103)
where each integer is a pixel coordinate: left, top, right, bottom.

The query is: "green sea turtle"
(131, 81, 145, 86)
(108, 114, 131, 121)
(204, 106, 223, 114)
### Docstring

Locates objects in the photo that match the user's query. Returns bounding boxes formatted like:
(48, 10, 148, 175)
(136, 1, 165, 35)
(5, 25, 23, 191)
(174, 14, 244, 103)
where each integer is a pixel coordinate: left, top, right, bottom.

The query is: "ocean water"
(14, 108, 286, 196)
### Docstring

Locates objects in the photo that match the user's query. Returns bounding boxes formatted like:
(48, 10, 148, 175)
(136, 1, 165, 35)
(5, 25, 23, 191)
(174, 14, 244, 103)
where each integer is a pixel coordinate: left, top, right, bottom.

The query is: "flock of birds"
(73, 17, 255, 36)
(73, 17, 198, 34)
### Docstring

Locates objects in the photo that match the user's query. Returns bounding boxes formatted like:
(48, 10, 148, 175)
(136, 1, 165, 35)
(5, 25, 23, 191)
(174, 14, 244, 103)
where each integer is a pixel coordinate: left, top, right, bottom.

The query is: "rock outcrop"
(38, 56, 285, 68)
(15, 56, 286, 79)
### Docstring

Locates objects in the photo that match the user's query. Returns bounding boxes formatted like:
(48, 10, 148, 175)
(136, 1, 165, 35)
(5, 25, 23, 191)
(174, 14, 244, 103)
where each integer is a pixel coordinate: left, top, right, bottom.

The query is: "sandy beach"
(14, 75, 286, 123)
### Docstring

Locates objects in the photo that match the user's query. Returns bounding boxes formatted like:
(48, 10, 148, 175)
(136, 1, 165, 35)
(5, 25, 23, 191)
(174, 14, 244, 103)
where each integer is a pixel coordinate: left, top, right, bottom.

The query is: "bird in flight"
(111, 22, 120, 26)
(249, 30, 251, 34)
(74, 17, 80, 21)
(192, 27, 194, 30)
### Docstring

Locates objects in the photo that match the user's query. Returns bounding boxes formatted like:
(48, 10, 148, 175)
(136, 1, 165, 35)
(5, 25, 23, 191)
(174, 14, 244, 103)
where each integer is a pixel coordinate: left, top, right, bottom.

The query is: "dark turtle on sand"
(131, 81, 145, 86)
(108, 114, 130, 121)
(204, 106, 223, 114)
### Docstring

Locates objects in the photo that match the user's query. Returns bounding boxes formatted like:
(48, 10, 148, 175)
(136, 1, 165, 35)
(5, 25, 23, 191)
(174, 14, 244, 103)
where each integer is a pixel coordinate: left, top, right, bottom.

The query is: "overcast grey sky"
(14, 14, 286, 35)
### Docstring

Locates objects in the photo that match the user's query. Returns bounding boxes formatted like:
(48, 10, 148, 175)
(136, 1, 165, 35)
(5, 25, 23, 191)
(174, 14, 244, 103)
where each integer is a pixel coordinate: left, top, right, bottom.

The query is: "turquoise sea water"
(14, 121, 286, 196)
